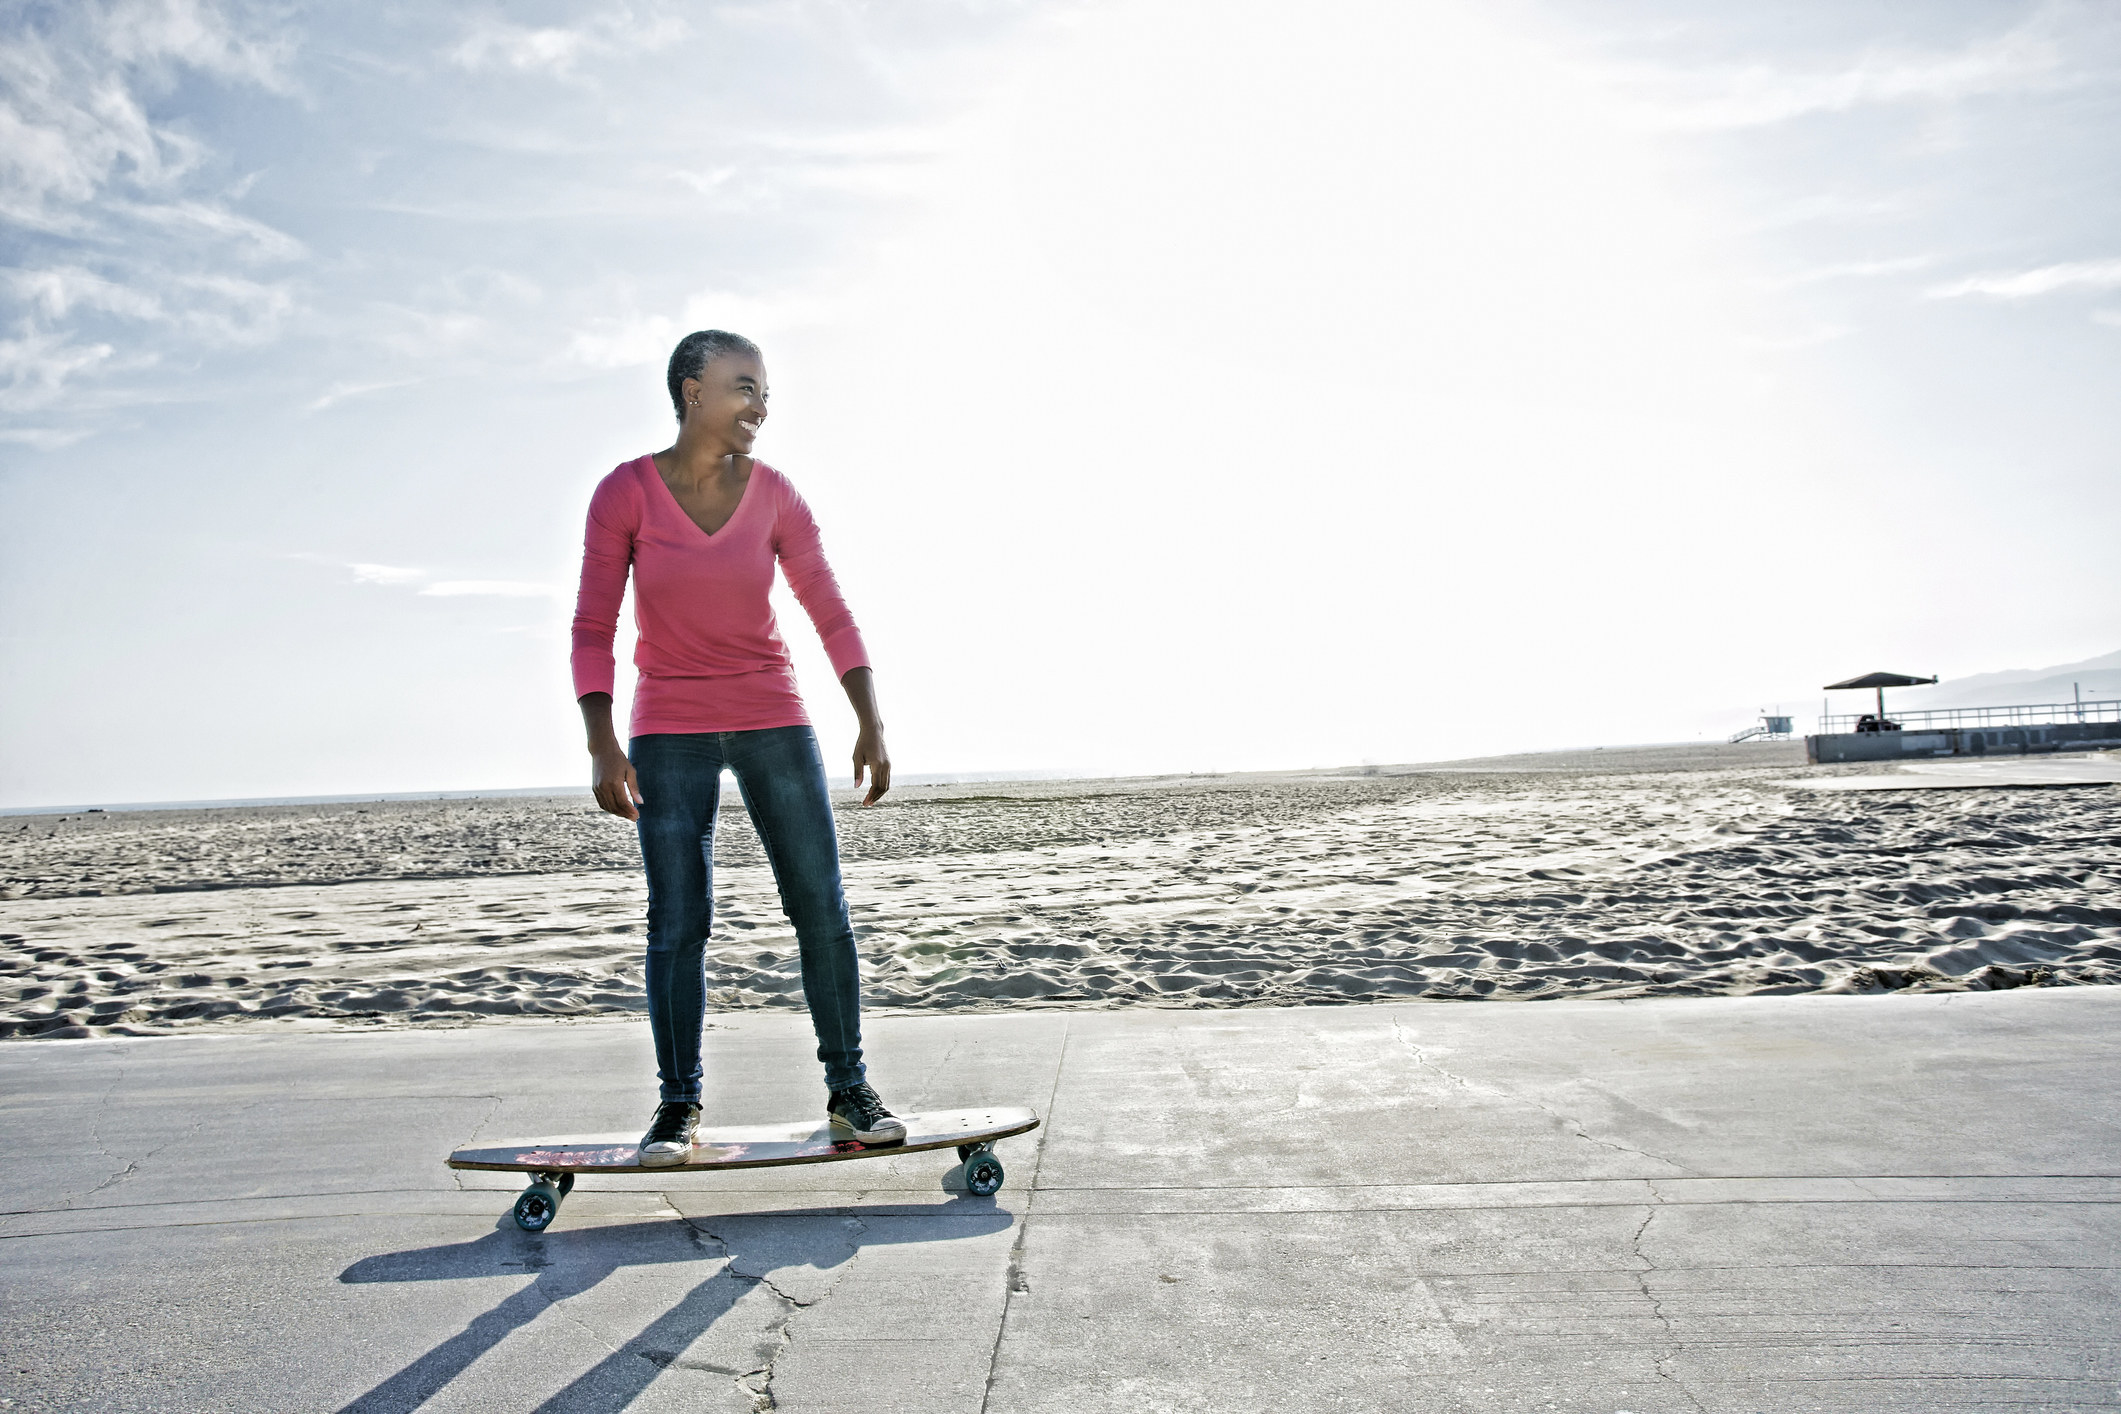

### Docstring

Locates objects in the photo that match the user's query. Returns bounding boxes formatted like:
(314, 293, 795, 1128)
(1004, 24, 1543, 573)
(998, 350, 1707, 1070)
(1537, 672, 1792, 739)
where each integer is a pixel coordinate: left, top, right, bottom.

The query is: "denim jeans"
(630, 726, 866, 1101)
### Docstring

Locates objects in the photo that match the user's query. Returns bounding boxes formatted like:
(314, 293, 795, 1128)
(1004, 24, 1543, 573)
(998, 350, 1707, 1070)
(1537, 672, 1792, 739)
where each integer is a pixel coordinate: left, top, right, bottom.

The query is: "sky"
(2, 0, 2118, 807)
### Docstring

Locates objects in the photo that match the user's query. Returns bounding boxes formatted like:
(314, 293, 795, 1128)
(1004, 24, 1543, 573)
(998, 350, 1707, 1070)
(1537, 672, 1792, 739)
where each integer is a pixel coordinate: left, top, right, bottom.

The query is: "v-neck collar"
(647, 454, 760, 540)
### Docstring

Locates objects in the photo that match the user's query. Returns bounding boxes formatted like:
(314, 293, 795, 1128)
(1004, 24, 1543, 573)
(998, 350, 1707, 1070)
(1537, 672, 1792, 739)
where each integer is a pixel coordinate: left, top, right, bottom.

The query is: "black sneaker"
(826, 1083, 907, 1144)
(637, 1101, 701, 1168)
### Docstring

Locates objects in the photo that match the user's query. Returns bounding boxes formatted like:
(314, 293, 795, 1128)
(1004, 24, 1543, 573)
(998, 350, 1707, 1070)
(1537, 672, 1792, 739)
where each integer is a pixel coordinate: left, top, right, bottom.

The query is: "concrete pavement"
(2, 989, 2117, 1412)
(1799, 754, 2121, 791)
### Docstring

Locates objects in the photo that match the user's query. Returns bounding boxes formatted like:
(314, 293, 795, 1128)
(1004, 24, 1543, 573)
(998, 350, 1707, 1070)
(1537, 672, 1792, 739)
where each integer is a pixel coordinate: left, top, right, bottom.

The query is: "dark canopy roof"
(1824, 671, 1938, 690)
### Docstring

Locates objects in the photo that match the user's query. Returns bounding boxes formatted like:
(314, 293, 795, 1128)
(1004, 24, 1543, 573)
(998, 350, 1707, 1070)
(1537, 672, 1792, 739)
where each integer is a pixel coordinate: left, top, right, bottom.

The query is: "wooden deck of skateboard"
(447, 1106, 1039, 1174)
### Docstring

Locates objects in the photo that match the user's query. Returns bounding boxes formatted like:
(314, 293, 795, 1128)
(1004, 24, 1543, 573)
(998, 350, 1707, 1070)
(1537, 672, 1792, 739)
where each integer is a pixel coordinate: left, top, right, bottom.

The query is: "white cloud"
(115, 196, 305, 261)
(305, 379, 416, 413)
(447, 8, 687, 75)
(173, 271, 296, 341)
(2094, 309, 2121, 329)
(1770, 255, 1934, 288)
(669, 165, 738, 195)
(419, 580, 564, 598)
(0, 424, 96, 449)
(7, 265, 166, 321)
(1602, 17, 2087, 131)
(349, 562, 425, 585)
(0, 2, 294, 225)
(1742, 323, 1856, 352)
(6, 262, 292, 339)
(0, 0, 302, 425)
(314, 562, 559, 598)
(565, 312, 679, 370)
(0, 328, 120, 413)
(102, 0, 295, 91)
(1927, 258, 2121, 300)
(377, 306, 493, 359)
(0, 48, 165, 225)
(450, 24, 588, 74)
(565, 288, 830, 369)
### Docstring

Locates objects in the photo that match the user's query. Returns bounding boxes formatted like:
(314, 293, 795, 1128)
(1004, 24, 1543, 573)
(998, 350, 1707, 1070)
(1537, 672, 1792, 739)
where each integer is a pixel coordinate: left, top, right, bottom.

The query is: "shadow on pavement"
(335, 1197, 1013, 1413)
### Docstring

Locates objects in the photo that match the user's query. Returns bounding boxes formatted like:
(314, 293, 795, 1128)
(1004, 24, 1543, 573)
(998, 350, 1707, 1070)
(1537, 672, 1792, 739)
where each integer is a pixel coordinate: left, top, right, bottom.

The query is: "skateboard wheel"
(514, 1183, 562, 1233)
(557, 1172, 576, 1198)
(964, 1153, 1005, 1197)
(956, 1144, 982, 1164)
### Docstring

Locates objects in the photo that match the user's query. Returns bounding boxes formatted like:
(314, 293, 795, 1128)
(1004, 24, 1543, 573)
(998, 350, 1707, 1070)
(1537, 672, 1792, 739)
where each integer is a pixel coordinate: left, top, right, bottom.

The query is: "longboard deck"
(447, 1106, 1039, 1175)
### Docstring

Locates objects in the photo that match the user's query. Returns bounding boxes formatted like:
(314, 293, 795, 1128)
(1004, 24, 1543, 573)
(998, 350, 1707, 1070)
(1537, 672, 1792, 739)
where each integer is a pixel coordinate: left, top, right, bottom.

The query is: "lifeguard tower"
(1728, 714, 1795, 743)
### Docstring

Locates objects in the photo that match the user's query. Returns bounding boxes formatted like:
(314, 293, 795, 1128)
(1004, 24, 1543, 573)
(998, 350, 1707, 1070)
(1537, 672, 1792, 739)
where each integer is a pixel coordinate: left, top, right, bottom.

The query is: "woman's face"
(682, 353, 768, 451)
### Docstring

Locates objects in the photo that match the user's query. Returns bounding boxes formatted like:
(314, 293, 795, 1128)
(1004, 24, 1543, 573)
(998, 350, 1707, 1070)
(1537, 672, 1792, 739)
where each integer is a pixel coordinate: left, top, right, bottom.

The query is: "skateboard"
(448, 1106, 1040, 1231)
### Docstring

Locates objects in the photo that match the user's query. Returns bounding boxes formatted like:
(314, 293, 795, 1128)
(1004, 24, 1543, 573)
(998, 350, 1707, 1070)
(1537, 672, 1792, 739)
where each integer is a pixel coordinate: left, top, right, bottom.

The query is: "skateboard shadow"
(335, 1197, 1013, 1413)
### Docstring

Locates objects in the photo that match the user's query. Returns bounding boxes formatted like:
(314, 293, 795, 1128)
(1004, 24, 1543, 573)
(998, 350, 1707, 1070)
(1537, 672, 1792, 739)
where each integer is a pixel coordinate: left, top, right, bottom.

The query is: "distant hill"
(1894, 648, 2121, 712)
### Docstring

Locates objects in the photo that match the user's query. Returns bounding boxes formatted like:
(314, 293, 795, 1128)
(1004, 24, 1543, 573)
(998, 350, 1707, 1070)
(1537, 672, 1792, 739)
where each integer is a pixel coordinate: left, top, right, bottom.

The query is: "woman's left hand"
(840, 666, 892, 806)
(852, 726, 892, 806)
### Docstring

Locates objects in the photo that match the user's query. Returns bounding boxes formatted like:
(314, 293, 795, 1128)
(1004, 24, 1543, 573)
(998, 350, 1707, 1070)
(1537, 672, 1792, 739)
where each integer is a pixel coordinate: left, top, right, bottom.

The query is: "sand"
(4, 742, 2117, 1038)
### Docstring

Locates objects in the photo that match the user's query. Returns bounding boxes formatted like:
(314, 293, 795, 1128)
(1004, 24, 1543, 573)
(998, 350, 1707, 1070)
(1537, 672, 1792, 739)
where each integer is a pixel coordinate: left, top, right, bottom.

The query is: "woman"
(571, 328, 904, 1167)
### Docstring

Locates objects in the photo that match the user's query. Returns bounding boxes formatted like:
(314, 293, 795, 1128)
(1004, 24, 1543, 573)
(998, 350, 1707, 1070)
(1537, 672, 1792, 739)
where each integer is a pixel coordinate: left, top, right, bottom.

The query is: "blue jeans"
(630, 726, 867, 1101)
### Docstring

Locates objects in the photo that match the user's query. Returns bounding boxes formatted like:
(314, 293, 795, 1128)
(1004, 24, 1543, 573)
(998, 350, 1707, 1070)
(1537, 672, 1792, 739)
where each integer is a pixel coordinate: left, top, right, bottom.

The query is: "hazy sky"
(3, 0, 2118, 807)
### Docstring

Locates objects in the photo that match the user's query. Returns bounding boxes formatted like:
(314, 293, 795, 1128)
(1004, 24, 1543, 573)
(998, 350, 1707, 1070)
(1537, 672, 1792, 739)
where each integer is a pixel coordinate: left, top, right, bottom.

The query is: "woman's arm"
(774, 476, 890, 804)
(573, 473, 640, 820)
(841, 666, 891, 806)
(580, 692, 642, 820)
(774, 479, 871, 686)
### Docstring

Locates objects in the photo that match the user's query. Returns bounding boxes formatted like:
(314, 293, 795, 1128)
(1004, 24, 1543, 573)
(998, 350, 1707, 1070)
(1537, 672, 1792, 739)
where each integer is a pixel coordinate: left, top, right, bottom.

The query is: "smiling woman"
(567, 329, 907, 1167)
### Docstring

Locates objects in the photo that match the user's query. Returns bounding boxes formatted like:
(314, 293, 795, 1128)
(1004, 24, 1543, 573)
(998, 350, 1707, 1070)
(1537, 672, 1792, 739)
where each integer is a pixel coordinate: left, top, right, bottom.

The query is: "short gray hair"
(666, 329, 762, 420)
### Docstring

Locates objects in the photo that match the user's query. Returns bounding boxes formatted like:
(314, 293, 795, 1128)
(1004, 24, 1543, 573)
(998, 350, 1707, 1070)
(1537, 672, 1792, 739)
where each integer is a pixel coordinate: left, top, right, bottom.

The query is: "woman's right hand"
(579, 692, 642, 820)
(591, 744, 642, 821)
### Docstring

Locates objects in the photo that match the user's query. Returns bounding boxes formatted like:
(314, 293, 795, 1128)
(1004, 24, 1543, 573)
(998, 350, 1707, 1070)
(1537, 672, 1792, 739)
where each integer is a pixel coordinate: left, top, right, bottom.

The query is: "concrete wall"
(1807, 720, 2121, 764)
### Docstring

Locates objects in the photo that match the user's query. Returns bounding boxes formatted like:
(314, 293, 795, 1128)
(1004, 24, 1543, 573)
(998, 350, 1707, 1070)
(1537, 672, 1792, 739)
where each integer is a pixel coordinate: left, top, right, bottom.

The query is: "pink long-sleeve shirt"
(570, 455, 870, 737)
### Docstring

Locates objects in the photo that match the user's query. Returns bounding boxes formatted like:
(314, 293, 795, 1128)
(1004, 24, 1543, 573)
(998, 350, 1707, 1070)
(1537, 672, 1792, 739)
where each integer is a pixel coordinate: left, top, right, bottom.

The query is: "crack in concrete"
(523, 1250, 624, 1357)
(64, 1082, 259, 1212)
(981, 1016, 1071, 1413)
(74, 1063, 128, 1204)
(448, 1095, 505, 1192)
(79, 1158, 141, 1202)
(736, 1317, 793, 1411)
(912, 1037, 960, 1107)
(643, 1351, 746, 1376)
(662, 1200, 793, 1408)
(1389, 1014, 1695, 1176)
(1629, 1194, 1706, 1414)
(679, 1210, 868, 1412)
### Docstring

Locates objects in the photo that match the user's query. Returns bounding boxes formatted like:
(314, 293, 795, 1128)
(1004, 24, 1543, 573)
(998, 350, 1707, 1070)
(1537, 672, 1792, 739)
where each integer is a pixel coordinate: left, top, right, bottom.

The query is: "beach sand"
(4, 742, 2116, 1038)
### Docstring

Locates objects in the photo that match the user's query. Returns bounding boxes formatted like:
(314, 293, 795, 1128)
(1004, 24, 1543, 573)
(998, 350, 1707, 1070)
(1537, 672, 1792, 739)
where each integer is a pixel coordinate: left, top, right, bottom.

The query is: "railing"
(1818, 700, 2121, 734)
